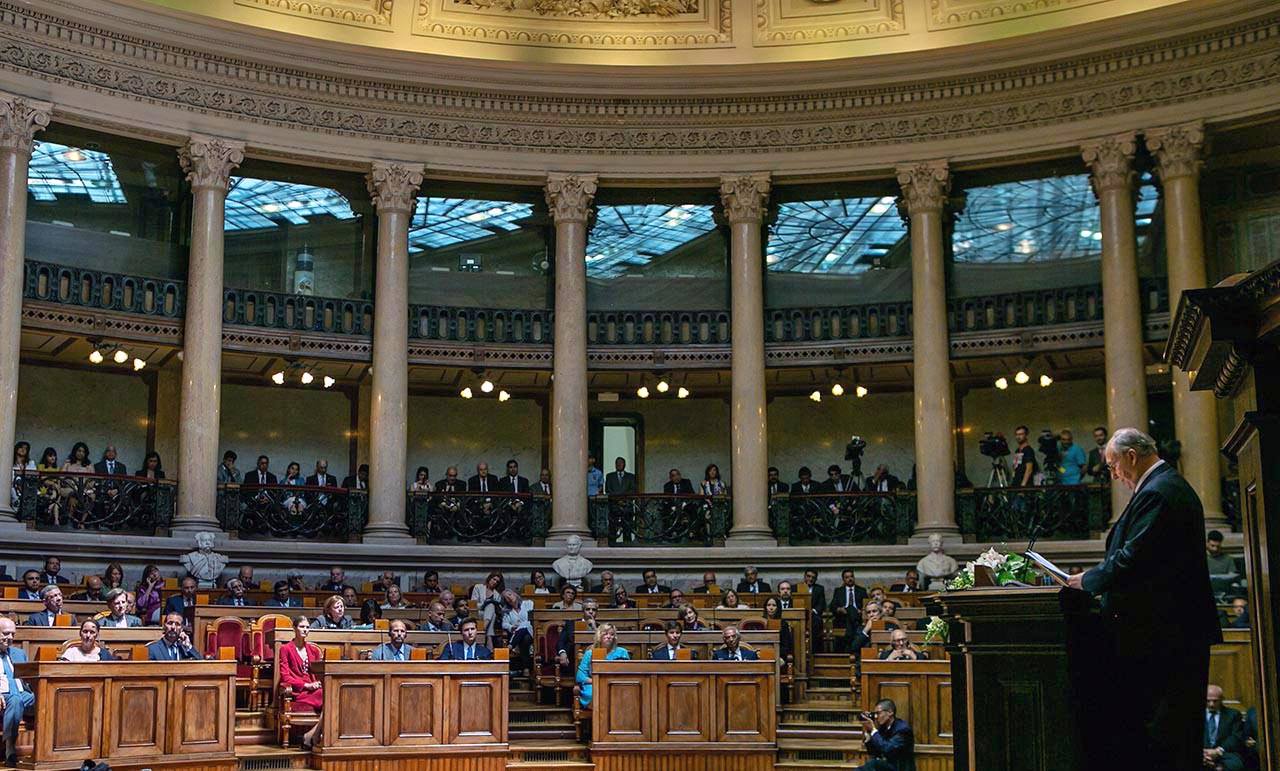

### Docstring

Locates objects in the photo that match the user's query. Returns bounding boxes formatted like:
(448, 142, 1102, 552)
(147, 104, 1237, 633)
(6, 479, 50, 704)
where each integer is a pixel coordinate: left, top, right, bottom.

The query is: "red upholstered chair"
(205, 616, 260, 708)
(249, 613, 294, 709)
(739, 618, 767, 631)
(533, 622, 571, 705)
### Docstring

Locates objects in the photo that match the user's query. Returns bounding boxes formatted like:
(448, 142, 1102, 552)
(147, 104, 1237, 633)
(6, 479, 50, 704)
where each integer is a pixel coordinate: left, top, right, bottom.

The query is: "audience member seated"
(857, 698, 915, 771)
(1226, 598, 1250, 629)
(216, 578, 251, 607)
(1205, 531, 1240, 598)
(552, 585, 581, 610)
(767, 467, 789, 495)
(662, 589, 686, 609)
(817, 464, 853, 493)
(870, 586, 887, 604)
(529, 570, 551, 595)
(435, 468, 464, 493)
(664, 468, 694, 495)
(536, 468, 552, 495)
(763, 597, 793, 661)
(500, 590, 535, 664)
(25, 585, 64, 627)
(701, 463, 728, 495)
(411, 467, 432, 493)
(342, 464, 368, 490)
(355, 600, 382, 629)
(370, 620, 414, 661)
(312, 596, 353, 629)
(497, 459, 529, 493)
(421, 602, 454, 632)
(831, 569, 869, 652)
(556, 599, 599, 671)
(71, 575, 107, 602)
(716, 589, 748, 610)
(438, 589, 456, 612)
(306, 460, 337, 488)
(472, 572, 505, 645)
(439, 618, 493, 660)
(889, 569, 921, 593)
(635, 569, 670, 594)
(692, 571, 719, 593)
(60, 443, 95, 528)
(278, 616, 324, 750)
(419, 570, 442, 593)
(468, 462, 497, 493)
(851, 601, 884, 651)
(318, 566, 354, 594)
(286, 570, 308, 592)
(879, 628, 928, 660)
(165, 576, 200, 616)
(59, 619, 114, 662)
(0, 617, 33, 766)
(712, 626, 758, 660)
(792, 467, 816, 494)
(100, 588, 142, 628)
(381, 585, 408, 609)
(39, 557, 68, 586)
(864, 465, 902, 492)
(147, 612, 200, 660)
(266, 581, 301, 608)
(33, 448, 60, 527)
(1204, 684, 1247, 771)
(102, 562, 126, 593)
(880, 599, 901, 628)
(237, 566, 255, 586)
(135, 564, 164, 624)
(92, 445, 127, 477)
(594, 570, 616, 594)
(577, 623, 629, 706)
(737, 566, 770, 594)
(450, 598, 472, 629)
(679, 604, 709, 632)
(218, 451, 241, 484)
(651, 620, 697, 660)
(604, 457, 637, 495)
(776, 581, 795, 609)
(610, 585, 636, 609)
(341, 586, 359, 611)
(244, 455, 277, 487)
(17, 570, 42, 600)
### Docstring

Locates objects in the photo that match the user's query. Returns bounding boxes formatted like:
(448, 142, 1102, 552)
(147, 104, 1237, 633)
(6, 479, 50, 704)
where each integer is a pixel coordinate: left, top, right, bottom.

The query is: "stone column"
(1083, 133, 1149, 520)
(153, 367, 182, 468)
(545, 173, 597, 542)
(0, 95, 50, 521)
(172, 135, 243, 534)
(1147, 122, 1224, 524)
(721, 173, 773, 543)
(362, 161, 422, 542)
(897, 160, 959, 540)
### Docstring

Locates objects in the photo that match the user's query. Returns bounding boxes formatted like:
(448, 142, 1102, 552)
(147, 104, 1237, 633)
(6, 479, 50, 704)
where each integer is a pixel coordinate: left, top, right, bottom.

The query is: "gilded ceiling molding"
(178, 134, 245, 192)
(926, 0, 1108, 30)
(233, 0, 396, 28)
(367, 161, 425, 213)
(754, 0, 905, 46)
(545, 173, 598, 224)
(895, 160, 950, 216)
(719, 173, 771, 224)
(1145, 121, 1205, 182)
(1080, 131, 1136, 196)
(0, 92, 51, 153)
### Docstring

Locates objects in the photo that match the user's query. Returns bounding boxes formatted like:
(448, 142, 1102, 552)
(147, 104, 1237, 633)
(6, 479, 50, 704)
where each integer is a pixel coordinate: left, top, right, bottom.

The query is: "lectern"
(928, 586, 1109, 771)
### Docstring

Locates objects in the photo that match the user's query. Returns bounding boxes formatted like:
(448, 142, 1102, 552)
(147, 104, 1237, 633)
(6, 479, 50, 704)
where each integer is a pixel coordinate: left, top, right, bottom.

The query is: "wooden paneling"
(315, 756, 505, 771)
(448, 677, 504, 744)
(592, 754, 774, 771)
(656, 674, 710, 741)
(599, 676, 651, 741)
(1210, 628, 1255, 709)
(387, 676, 443, 744)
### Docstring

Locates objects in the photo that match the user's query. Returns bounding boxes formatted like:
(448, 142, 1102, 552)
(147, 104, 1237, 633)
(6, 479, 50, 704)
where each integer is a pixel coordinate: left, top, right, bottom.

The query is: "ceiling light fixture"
(855, 385, 869, 398)
(677, 387, 690, 399)
(809, 390, 822, 402)
(112, 349, 129, 364)
(460, 386, 473, 399)
(995, 377, 1009, 390)
(656, 380, 670, 393)
(271, 371, 286, 385)
(1014, 370, 1030, 385)
(498, 390, 511, 402)
(1039, 374, 1054, 387)
(637, 386, 650, 399)
(480, 380, 495, 394)
(831, 383, 844, 397)
(300, 371, 314, 385)
(88, 349, 104, 364)
(132, 357, 146, 371)
(323, 376, 336, 389)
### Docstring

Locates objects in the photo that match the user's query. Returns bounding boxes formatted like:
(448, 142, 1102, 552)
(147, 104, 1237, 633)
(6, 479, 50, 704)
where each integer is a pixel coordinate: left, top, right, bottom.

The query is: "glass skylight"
(408, 197, 534, 253)
(585, 204, 718, 279)
(767, 197, 906, 274)
(28, 141, 127, 204)
(224, 177, 357, 231)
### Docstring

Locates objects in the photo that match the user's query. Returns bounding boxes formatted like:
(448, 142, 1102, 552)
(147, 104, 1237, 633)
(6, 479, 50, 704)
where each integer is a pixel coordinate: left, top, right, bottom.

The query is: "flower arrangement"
(922, 615, 948, 644)
(946, 546, 1040, 590)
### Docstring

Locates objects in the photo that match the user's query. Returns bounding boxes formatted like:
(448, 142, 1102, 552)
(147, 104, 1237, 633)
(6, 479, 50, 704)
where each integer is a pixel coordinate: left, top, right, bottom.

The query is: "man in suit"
(817, 464, 853, 493)
(0, 567, 12, 582)
(692, 571, 719, 593)
(830, 569, 868, 653)
(164, 576, 200, 620)
(496, 459, 529, 493)
(1086, 425, 1108, 483)
(71, 575, 107, 602)
(736, 566, 771, 595)
(305, 460, 337, 488)
(605, 457, 637, 495)
(0, 617, 34, 765)
(712, 626, 758, 661)
(244, 455, 277, 487)
(435, 467, 464, 493)
(421, 602, 455, 633)
(1067, 428, 1220, 771)
(864, 465, 902, 492)
(635, 569, 671, 595)
(776, 581, 796, 609)
(556, 600, 598, 671)
(803, 569, 828, 653)
(25, 585, 63, 626)
(767, 467, 790, 496)
(40, 556, 69, 585)
(858, 698, 915, 771)
(888, 569, 921, 593)
(792, 467, 817, 495)
(663, 469, 694, 495)
(342, 464, 369, 490)
(218, 450, 241, 484)
(318, 566, 355, 594)
(214, 578, 251, 607)
(93, 445, 127, 476)
(265, 580, 301, 608)
(535, 469, 552, 496)
(146, 613, 201, 661)
(17, 570, 42, 600)
(438, 618, 493, 660)
(651, 620, 698, 660)
(370, 620, 415, 661)
(1203, 684, 1247, 771)
(593, 571, 616, 594)
(100, 589, 142, 628)
(467, 462, 498, 494)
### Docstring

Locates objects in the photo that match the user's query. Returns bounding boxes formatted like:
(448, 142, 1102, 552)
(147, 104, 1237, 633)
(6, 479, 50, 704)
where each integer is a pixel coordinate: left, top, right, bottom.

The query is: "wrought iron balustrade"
(955, 483, 1111, 542)
(769, 491, 915, 544)
(405, 491, 549, 544)
(589, 494, 731, 546)
(585, 310, 731, 345)
(13, 470, 175, 533)
(224, 288, 373, 336)
(216, 483, 368, 541)
(408, 305, 552, 344)
(23, 260, 183, 318)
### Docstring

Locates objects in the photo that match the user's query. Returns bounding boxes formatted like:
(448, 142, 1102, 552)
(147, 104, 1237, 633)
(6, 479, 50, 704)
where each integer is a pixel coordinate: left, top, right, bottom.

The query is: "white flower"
(975, 548, 1007, 570)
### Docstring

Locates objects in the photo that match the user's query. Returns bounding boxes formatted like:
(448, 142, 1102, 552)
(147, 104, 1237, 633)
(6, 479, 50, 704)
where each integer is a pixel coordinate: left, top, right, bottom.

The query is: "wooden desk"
(310, 660, 508, 771)
(13, 627, 162, 660)
(528, 591, 811, 612)
(194, 605, 445, 649)
(860, 659, 953, 771)
(0, 600, 107, 622)
(591, 659, 776, 771)
(1211, 628, 1256, 710)
(12, 660, 237, 771)
(271, 629, 453, 661)
(571, 630, 780, 665)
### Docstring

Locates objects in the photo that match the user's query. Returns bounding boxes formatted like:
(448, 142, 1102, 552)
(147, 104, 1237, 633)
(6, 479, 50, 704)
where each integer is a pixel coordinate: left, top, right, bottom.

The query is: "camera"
(979, 432, 1009, 458)
(1038, 430, 1061, 464)
(844, 436, 868, 477)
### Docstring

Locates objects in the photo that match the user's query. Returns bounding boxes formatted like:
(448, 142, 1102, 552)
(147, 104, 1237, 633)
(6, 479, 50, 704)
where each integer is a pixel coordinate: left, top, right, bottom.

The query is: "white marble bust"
(180, 531, 228, 587)
(552, 535, 593, 589)
(916, 533, 959, 589)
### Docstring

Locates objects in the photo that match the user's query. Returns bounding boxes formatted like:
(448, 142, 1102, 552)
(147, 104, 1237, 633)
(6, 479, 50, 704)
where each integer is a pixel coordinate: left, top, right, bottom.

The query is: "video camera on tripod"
(1038, 429, 1061, 484)
(979, 432, 1011, 487)
(844, 435, 868, 479)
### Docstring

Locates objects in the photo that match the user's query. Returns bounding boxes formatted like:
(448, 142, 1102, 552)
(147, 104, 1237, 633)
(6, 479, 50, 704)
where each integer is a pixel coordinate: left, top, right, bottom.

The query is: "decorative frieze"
(234, 0, 395, 27)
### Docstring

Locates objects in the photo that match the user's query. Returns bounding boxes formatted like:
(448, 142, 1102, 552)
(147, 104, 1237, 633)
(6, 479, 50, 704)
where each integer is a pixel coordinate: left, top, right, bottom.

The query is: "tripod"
(987, 456, 1011, 488)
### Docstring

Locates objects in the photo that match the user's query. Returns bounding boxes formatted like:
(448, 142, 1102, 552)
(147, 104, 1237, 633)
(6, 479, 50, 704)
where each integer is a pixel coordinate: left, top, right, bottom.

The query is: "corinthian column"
(1146, 122, 1224, 524)
(172, 134, 243, 534)
(1082, 133, 1149, 521)
(897, 161, 959, 540)
(0, 94, 51, 522)
(363, 161, 422, 542)
(721, 173, 773, 543)
(545, 173, 596, 542)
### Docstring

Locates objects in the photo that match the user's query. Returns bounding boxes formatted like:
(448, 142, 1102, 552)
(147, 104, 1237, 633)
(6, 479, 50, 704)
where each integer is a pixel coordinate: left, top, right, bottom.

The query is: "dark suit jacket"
(435, 478, 465, 493)
(243, 470, 278, 486)
(305, 473, 337, 487)
(864, 474, 902, 492)
(17, 589, 43, 600)
(604, 471, 637, 495)
(791, 481, 818, 495)
(736, 580, 771, 594)
(467, 474, 498, 493)
(816, 475, 853, 493)
(438, 641, 493, 660)
(805, 583, 828, 613)
(41, 574, 69, 585)
(711, 647, 759, 661)
(265, 598, 302, 608)
(1204, 707, 1247, 757)
(1081, 462, 1220, 656)
(865, 718, 916, 771)
(663, 479, 695, 495)
(768, 480, 790, 495)
(146, 639, 200, 660)
(317, 582, 354, 594)
(496, 475, 530, 493)
(534, 481, 552, 495)
(134, 469, 166, 479)
(634, 584, 672, 594)
(830, 584, 868, 616)
(214, 596, 251, 607)
(93, 460, 127, 476)
(650, 646, 698, 660)
(25, 610, 61, 626)
(164, 595, 196, 616)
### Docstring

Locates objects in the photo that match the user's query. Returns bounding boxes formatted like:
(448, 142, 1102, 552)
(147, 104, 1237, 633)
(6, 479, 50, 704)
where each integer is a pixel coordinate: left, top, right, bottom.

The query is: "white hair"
(1106, 428, 1158, 457)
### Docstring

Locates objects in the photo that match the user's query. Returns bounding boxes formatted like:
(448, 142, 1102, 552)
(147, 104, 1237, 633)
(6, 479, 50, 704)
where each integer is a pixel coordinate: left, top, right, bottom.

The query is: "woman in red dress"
(277, 615, 324, 749)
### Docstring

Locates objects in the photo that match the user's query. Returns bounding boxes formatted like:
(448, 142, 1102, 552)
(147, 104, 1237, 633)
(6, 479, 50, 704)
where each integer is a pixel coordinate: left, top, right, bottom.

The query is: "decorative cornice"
(1146, 121, 1206, 182)
(1081, 132, 1137, 197)
(235, 0, 396, 28)
(179, 135, 245, 193)
(754, 0, 905, 46)
(927, 0, 1106, 31)
(545, 174, 598, 225)
(719, 173, 771, 225)
(0, 92, 51, 154)
(366, 161, 425, 214)
(895, 160, 950, 217)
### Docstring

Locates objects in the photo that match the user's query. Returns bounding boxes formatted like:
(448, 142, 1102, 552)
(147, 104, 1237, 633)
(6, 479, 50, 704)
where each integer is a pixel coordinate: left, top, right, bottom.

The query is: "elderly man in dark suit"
(604, 457, 637, 494)
(92, 446, 127, 476)
(1203, 684, 1247, 771)
(1068, 428, 1220, 771)
(711, 626, 758, 661)
(857, 698, 915, 771)
(25, 585, 64, 626)
(305, 460, 337, 488)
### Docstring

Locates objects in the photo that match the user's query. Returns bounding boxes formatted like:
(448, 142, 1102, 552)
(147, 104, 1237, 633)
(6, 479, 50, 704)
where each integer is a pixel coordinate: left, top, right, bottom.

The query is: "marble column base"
(362, 527, 415, 544)
(170, 518, 223, 535)
(908, 525, 961, 544)
(545, 527, 592, 545)
(726, 527, 779, 546)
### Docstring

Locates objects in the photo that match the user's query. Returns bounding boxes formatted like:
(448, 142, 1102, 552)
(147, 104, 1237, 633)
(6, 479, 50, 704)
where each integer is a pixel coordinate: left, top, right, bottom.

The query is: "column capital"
(1081, 132, 1137, 196)
(895, 160, 950, 216)
(1146, 121, 1205, 182)
(0, 93, 52, 154)
(718, 173, 771, 225)
(366, 160, 425, 214)
(179, 134, 245, 193)
(545, 173, 598, 224)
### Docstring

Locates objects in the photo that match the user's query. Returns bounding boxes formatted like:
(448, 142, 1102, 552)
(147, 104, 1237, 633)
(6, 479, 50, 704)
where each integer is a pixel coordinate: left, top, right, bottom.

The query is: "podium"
(928, 586, 1108, 771)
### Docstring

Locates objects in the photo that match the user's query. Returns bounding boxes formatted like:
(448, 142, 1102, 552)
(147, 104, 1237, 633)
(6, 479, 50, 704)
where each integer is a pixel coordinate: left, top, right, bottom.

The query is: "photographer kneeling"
(857, 699, 915, 771)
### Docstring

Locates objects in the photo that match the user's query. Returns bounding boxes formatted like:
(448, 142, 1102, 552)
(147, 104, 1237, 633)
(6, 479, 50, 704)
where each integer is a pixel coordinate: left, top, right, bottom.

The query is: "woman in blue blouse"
(576, 622, 629, 707)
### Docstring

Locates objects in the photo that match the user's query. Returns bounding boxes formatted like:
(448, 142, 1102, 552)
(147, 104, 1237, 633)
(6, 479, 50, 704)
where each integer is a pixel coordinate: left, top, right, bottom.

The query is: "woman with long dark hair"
(701, 463, 728, 496)
(136, 452, 165, 480)
(59, 441, 94, 528)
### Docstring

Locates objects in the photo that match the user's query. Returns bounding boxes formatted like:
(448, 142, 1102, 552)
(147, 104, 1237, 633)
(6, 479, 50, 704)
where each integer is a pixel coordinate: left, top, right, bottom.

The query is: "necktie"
(395, 648, 403, 661)
(1207, 713, 1218, 745)
(481, 478, 487, 492)
(465, 645, 473, 660)
(845, 591, 852, 608)
(259, 472, 265, 484)
(169, 645, 179, 660)
(235, 598, 242, 606)
(2, 654, 16, 694)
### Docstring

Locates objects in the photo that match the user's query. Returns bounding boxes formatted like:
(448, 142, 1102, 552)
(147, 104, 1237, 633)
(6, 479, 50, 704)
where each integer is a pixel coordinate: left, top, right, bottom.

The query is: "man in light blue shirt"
(586, 454, 603, 497)
(370, 620, 414, 661)
(1058, 429, 1087, 485)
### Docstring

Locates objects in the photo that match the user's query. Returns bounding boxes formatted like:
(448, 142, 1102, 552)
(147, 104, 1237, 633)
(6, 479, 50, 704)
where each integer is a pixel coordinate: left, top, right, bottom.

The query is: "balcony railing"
(13, 470, 175, 533)
(216, 483, 368, 541)
(589, 494, 731, 546)
(24, 260, 183, 319)
(409, 305, 552, 344)
(769, 491, 916, 544)
(405, 491, 550, 544)
(585, 310, 731, 346)
(224, 288, 374, 336)
(955, 484, 1111, 542)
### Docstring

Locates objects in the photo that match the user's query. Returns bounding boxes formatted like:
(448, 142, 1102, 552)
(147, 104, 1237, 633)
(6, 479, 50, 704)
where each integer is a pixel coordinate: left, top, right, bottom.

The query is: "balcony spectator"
(60, 441, 94, 528)
(318, 566, 354, 594)
(635, 569, 670, 595)
(586, 454, 604, 497)
(306, 460, 337, 488)
(858, 698, 915, 771)
(215, 578, 250, 607)
(879, 628, 927, 661)
(136, 452, 165, 480)
(102, 562, 125, 592)
(767, 466, 789, 495)
(71, 575, 107, 603)
(100, 588, 141, 628)
(679, 604, 709, 632)
(355, 600, 382, 629)
(497, 459, 529, 493)
(93, 445, 126, 476)
(40, 556, 68, 586)
(11, 441, 33, 510)
(818, 464, 852, 493)
(716, 589, 748, 610)
(25, 585, 64, 626)
(382, 584, 408, 609)
(419, 570, 441, 593)
(411, 467, 432, 493)
(1226, 598, 1249, 629)
(59, 619, 114, 662)
(692, 571, 719, 594)
(529, 570, 551, 595)
(793, 467, 816, 494)
(17, 570, 42, 600)
(605, 457, 637, 495)
(536, 468, 552, 495)
(135, 564, 164, 624)
(1057, 430, 1087, 485)
(312, 595, 353, 629)
(552, 584, 581, 610)
(35, 447, 60, 526)
(701, 464, 728, 496)
(1087, 426, 1108, 482)
(889, 569, 921, 593)
(245, 455, 276, 487)
(664, 468, 694, 495)
(218, 450, 241, 484)
(282, 462, 303, 487)
(267, 580, 301, 608)
(610, 584, 636, 609)
(435, 467, 463, 493)
(468, 462, 497, 494)
(343, 464, 369, 490)
(1012, 425, 1037, 487)
(737, 566, 770, 595)
(165, 576, 199, 616)
(282, 462, 306, 515)
(864, 465, 903, 493)
(1204, 684, 1247, 771)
